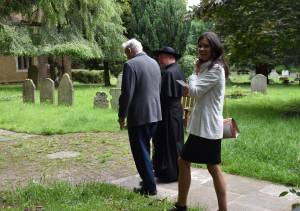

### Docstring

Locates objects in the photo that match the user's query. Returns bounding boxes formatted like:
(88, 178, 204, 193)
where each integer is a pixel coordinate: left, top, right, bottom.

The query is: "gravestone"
(23, 79, 36, 103)
(269, 69, 279, 78)
(109, 73, 123, 110)
(109, 88, 121, 110)
(94, 92, 109, 108)
(40, 78, 55, 104)
(251, 74, 267, 93)
(282, 70, 289, 77)
(290, 72, 298, 79)
(58, 73, 74, 106)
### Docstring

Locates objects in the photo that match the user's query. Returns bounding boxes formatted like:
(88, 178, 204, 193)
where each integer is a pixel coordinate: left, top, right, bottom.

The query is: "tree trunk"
(62, 56, 72, 79)
(103, 60, 111, 86)
(255, 63, 270, 84)
(37, 56, 49, 88)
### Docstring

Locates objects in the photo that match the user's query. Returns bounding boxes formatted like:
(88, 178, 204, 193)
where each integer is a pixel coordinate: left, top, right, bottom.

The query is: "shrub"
(72, 69, 104, 84)
(179, 55, 196, 78)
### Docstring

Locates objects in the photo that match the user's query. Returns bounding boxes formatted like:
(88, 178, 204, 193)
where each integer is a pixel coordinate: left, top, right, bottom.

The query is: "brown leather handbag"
(223, 118, 240, 139)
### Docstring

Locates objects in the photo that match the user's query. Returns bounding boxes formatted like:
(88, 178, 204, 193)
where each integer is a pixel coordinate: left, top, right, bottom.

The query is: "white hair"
(122, 38, 143, 53)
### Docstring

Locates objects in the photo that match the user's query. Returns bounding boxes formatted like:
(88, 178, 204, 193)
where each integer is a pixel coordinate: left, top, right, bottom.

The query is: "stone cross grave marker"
(251, 74, 267, 93)
(23, 79, 36, 103)
(40, 78, 54, 104)
(94, 92, 109, 108)
(58, 73, 74, 106)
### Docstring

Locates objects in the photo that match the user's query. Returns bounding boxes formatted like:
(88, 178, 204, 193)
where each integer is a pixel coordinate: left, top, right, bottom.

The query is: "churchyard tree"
(0, 0, 125, 85)
(193, 0, 300, 76)
(129, 0, 190, 55)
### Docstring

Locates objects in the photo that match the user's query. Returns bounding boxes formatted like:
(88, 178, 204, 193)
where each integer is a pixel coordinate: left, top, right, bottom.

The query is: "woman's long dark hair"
(197, 31, 229, 78)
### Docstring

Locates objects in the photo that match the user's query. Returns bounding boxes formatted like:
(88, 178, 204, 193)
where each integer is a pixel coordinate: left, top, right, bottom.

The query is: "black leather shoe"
(169, 204, 187, 211)
(133, 187, 157, 196)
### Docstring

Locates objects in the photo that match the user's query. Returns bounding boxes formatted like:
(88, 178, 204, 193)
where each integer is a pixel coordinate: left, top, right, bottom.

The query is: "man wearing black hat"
(152, 46, 185, 183)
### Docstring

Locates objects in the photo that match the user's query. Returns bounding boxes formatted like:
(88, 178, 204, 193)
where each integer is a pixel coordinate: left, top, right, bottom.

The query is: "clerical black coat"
(152, 62, 185, 182)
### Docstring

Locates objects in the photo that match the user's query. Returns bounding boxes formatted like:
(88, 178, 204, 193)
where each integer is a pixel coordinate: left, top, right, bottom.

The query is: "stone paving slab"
(0, 136, 13, 142)
(0, 129, 36, 140)
(110, 168, 297, 211)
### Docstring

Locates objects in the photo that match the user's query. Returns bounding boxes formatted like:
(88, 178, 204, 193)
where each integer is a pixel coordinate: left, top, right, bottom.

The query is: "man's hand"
(118, 117, 126, 130)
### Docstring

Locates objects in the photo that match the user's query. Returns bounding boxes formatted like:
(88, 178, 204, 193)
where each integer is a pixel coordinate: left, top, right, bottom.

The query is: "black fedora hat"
(153, 46, 181, 60)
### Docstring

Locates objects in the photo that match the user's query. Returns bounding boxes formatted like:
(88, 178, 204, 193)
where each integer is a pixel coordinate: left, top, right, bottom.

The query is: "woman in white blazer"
(171, 32, 229, 211)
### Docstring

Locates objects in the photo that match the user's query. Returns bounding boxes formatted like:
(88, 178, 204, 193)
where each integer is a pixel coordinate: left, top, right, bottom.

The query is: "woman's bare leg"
(176, 157, 191, 206)
(207, 164, 227, 211)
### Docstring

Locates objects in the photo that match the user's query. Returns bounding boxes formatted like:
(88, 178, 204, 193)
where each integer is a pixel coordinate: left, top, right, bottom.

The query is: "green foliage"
(0, 0, 125, 60)
(179, 20, 212, 77)
(179, 55, 195, 78)
(0, 24, 36, 55)
(194, 0, 300, 68)
(130, 0, 190, 54)
(116, 0, 132, 36)
(72, 69, 104, 84)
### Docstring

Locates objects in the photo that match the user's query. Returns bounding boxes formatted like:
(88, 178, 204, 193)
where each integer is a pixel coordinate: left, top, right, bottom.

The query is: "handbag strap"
(224, 94, 229, 118)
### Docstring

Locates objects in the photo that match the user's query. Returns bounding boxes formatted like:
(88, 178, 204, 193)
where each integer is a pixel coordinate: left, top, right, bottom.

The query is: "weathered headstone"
(269, 69, 279, 78)
(251, 74, 267, 93)
(282, 70, 289, 77)
(290, 72, 298, 79)
(109, 88, 121, 110)
(58, 73, 74, 106)
(23, 79, 36, 103)
(94, 92, 109, 108)
(40, 78, 55, 104)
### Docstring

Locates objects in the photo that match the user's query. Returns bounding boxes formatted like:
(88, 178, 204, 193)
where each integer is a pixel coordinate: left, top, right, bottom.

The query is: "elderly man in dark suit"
(118, 38, 162, 195)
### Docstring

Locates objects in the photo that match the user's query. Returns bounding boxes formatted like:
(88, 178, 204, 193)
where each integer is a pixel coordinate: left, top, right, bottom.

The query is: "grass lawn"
(0, 84, 119, 134)
(0, 182, 201, 211)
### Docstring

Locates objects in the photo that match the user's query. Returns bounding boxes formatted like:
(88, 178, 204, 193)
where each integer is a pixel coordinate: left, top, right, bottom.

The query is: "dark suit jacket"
(118, 52, 162, 127)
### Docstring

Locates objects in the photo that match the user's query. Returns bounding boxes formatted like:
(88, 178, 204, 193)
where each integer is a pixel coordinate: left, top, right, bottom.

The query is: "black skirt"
(180, 134, 221, 164)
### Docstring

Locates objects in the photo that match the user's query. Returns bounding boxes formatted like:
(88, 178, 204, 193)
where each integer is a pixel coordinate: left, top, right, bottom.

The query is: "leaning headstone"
(40, 78, 55, 104)
(23, 79, 36, 103)
(94, 92, 109, 108)
(251, 74, 267, 93)
(58, 73, 74, 106)
(109, 88, 121, 110)
(269, 69, 279, 78)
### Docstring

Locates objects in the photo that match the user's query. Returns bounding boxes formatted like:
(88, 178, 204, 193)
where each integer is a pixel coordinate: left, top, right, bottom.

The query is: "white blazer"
(187, 61, 225, 140)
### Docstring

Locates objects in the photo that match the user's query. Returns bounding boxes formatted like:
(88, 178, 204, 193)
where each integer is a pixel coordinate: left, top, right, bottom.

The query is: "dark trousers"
(128, 122, 158, 192)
